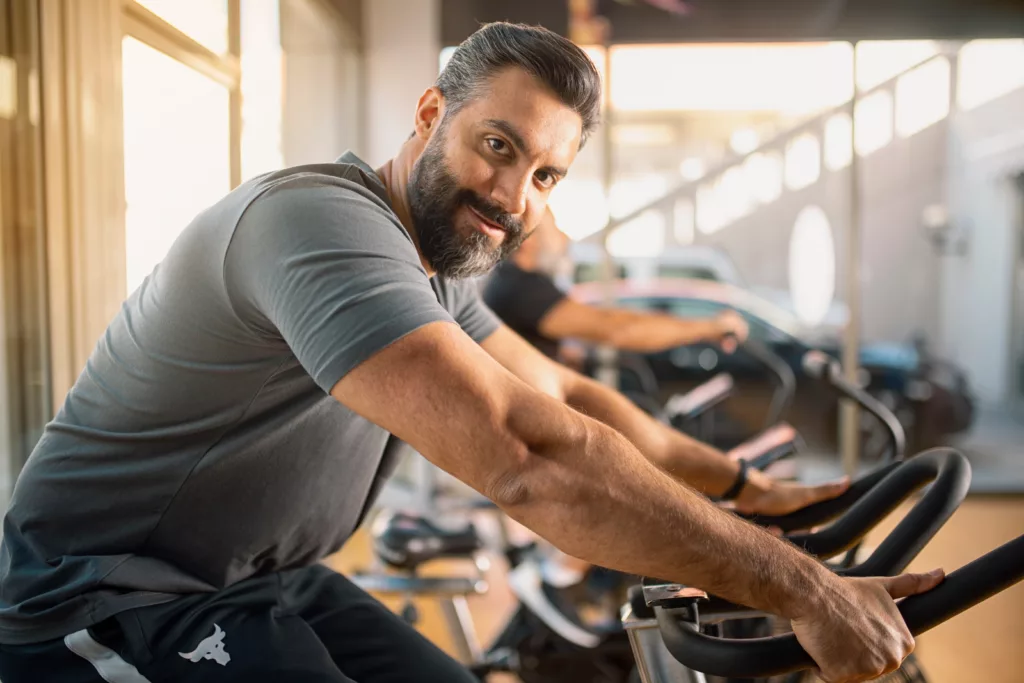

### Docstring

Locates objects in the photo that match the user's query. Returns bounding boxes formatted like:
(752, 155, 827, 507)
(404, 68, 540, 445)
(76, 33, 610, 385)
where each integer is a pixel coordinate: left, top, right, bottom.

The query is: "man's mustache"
(456, 190, 523, 236)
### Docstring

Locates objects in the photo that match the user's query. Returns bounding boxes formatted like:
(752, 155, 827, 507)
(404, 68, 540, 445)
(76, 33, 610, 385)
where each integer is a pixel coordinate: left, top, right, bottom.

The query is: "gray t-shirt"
(0, 152, 500, 644)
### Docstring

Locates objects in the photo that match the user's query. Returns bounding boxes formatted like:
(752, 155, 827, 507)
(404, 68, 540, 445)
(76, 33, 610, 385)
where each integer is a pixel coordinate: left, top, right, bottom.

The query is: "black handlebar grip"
(786, 449, 970, 565)
(655, 533, 1024, 679)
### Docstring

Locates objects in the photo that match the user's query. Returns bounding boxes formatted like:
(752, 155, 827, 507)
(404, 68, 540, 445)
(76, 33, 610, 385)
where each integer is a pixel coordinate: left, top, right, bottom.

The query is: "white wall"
(281, 0, 363, 165)
(362, 0, 440, 166)
(940, 86, 1024, 403)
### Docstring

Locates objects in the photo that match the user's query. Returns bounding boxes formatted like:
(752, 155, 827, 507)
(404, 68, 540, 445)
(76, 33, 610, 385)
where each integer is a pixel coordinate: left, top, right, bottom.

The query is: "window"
(956, 39, 1024, 111)
(785, 134, 821, 191)
(608, 43, 852, 113)
(607, 211, 666, 259)
(663, 299, 724, 319)
(121, 1, 285, 293)
(824, 113, 853, 171)
(854, 91, 894, 156)
(745, 152, 784, 205)
(122, 37, 232, 293)
(548, 178, 609, 241)
(788, 206, 836, 326)
(696, 180, 725, 235)
(855, 41, 939, 91)
(674, 198, 695, 245)
(657, 266, 718, 281)
(133, 0, 230, 54)
(895, 57, 950, 138)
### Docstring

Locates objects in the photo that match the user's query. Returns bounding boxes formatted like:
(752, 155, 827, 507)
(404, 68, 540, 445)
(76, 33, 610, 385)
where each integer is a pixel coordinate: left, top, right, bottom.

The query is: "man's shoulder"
(248, 164, 388, 214)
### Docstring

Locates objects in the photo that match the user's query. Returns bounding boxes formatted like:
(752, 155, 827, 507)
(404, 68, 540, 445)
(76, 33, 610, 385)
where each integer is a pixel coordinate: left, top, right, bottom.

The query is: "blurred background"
(1, 0, 1023, 680)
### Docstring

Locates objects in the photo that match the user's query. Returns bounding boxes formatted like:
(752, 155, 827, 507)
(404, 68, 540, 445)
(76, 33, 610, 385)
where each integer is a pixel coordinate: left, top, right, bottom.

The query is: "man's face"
(408, 68, 583, 280)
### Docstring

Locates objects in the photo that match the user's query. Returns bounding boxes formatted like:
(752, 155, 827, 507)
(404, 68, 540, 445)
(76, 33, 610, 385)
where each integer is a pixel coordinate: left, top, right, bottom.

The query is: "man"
(0, 22, 940, 683)
(483, 206, 749, 360)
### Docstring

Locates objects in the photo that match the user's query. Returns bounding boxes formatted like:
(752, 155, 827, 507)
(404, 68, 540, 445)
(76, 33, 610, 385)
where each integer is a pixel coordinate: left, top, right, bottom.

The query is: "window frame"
(122, 0, 243, 188)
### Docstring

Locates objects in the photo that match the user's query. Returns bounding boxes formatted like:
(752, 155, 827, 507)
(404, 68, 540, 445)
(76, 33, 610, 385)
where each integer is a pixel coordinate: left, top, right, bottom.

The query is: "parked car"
(570, 278, 975, 455)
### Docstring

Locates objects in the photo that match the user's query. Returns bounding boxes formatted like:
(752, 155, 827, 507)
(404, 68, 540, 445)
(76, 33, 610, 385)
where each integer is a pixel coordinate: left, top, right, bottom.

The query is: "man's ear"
(413, 87, 445, 141)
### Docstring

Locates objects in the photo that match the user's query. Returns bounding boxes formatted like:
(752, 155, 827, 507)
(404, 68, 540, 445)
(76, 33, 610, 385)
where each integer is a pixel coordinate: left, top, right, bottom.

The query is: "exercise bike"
(624, 448, 1024, 683)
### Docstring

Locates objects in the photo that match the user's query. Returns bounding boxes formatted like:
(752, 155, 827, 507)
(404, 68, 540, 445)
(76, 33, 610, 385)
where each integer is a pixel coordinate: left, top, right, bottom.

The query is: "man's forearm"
(560, 369, 740, 496)
(501, 395, 832, 620)
(607, 310, 720, 352)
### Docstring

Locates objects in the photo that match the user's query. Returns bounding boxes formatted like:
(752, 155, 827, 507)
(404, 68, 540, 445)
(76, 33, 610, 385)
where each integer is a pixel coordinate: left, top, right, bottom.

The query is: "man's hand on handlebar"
(730, 469, 850, 517)
(791, 570, 945, 683)
(712, 310, 749, 353)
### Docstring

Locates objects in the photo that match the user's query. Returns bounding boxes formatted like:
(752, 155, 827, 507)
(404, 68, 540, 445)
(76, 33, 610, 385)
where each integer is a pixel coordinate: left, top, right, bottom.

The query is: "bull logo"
(179, 623, 230, 666)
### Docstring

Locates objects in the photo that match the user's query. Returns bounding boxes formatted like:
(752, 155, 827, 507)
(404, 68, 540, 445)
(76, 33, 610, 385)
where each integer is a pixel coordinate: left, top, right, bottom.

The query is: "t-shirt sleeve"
(481, 266, 567, 337)
(445, 279, 501, 343)
(225, 175, 457, 394)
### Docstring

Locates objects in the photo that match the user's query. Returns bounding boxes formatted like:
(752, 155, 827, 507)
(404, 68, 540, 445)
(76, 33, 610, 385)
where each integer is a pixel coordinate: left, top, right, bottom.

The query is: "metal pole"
(596, 41, 619, 388)
(840, 42, 862, 477)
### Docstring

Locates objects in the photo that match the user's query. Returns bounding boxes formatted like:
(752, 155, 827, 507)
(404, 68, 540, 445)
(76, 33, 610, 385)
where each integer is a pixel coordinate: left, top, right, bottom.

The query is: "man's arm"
(333, 321, 823, 612)
(331, 321, 938, 682)
(480, 324, 847, 513)
(538, 298, 748, 352)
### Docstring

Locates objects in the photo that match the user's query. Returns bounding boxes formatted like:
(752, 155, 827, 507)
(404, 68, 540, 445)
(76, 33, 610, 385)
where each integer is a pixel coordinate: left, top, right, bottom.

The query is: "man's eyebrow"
(483, 118, 531, 156)
(483, 118, 569, 178)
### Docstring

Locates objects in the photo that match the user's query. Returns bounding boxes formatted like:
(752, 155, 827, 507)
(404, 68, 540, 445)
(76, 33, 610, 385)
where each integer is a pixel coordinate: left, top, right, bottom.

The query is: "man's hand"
(792, 570, 945, 683)
(712, 310, 749, 353)
(732, 469, 850, 517)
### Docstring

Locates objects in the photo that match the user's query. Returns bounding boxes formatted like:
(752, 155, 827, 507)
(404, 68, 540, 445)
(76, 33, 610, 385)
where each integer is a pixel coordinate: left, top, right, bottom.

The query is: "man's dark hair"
(436, 22, 602, 145)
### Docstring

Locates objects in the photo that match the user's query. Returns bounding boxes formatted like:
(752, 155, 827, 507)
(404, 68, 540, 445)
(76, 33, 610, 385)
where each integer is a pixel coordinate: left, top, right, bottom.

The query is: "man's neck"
(376, 142, 434, 276)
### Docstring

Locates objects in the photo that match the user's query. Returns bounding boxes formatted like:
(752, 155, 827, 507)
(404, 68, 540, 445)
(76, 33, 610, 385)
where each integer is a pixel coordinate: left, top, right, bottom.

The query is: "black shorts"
(0, 564, 477, 682)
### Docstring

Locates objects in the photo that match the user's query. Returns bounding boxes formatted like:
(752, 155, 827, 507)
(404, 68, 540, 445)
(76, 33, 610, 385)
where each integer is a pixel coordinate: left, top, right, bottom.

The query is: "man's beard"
(407, 134, 527, 280)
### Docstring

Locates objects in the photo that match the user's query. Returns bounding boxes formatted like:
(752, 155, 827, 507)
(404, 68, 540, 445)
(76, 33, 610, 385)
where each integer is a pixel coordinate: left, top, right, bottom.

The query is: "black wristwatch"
(719, 458, 750, 501)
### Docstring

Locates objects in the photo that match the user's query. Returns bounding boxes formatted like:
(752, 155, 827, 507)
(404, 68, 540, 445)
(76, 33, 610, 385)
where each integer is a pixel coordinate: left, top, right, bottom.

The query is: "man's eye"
(487, 138, 508, 153)
(536, 171, 556, 189)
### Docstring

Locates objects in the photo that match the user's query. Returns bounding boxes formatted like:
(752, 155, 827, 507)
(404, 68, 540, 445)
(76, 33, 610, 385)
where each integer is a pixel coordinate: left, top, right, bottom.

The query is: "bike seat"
(371, 510, 483, 571)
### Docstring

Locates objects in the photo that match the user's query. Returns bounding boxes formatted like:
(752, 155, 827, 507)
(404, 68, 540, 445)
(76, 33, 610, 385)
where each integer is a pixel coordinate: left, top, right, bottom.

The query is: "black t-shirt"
(482, 261, 567, 359)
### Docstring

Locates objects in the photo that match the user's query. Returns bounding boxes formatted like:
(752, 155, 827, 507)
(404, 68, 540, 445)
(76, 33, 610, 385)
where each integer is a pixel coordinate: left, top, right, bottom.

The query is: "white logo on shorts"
(178, 623, 231, 666)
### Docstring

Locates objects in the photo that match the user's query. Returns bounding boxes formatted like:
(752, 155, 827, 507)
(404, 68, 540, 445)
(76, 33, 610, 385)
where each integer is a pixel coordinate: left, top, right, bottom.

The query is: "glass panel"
(895, 57, 950, 138)
(745, 152, 784, 205)
(548, 177, 608, 241)
(784, 133, 821, 191)
(609, 42, 852, 113)
(664, 299, 723, 318)
(132, 0, 229, 54)
(696, 180, 724, 235)
(856, 41, 939, 91)
(607, 211, 665, 259)
(824, 112, 853, 170)
(788, 206, 836, 326)
(122, 37, 231, 294)
(854, 90, 894, 156)
(674, 198, 694, 245)
(956, 39, 1024, 111)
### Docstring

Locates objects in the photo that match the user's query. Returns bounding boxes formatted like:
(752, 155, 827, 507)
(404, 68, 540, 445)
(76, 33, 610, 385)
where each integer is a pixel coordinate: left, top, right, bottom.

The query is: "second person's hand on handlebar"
(713, 310, 749, 354)
(790, 570, 945, 683)
(725, 468, 851, 517)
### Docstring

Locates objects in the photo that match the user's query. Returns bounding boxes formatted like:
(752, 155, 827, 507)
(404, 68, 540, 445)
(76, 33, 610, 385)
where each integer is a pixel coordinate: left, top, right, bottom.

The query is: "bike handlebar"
(803, 350, 907, 462)
(655, 533, 1024, 678)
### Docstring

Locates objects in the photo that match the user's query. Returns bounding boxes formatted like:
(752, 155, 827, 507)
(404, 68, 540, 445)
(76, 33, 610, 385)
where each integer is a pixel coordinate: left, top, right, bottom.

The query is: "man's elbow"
(475, 406, 587, 510)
